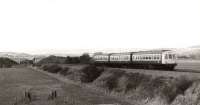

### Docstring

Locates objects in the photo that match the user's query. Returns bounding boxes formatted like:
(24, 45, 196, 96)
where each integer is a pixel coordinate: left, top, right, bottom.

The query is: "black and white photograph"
(0, 0, 200, 105)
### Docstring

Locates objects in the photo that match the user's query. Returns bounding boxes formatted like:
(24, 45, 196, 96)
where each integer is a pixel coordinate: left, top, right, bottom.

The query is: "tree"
(80, 53, 91, 64)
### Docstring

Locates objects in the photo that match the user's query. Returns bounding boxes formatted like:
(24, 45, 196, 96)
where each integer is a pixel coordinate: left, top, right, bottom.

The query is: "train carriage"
(93, 53, 109, 65)
(109, 53, 131, 67)
(131, 50, 177, 69)
(93, 50, 177, 70)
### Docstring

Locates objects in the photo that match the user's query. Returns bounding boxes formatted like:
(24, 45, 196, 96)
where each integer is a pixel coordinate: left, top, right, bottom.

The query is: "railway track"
(174, 69, 200, 73)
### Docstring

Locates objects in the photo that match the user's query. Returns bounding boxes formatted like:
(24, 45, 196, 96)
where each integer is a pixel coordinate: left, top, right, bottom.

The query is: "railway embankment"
(33, 64, 200, 105)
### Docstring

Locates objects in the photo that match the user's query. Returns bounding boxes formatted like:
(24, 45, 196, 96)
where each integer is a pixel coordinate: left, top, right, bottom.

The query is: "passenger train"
(92, 50, 177, 70)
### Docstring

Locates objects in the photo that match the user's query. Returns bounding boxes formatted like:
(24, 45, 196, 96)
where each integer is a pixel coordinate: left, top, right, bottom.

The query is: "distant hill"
(0, 52, 34, 63)
(37, 55, 67, 64)
(0, 52, 49, 63)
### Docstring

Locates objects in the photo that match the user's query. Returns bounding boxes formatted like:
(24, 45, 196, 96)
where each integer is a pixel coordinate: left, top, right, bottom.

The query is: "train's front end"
(161, 51, 177, 69)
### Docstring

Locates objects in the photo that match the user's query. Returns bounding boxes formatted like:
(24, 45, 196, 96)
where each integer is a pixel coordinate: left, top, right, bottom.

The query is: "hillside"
(0, 52, 34, 63)
(0, 57, 18, 68)
(37, 55, 67, 64)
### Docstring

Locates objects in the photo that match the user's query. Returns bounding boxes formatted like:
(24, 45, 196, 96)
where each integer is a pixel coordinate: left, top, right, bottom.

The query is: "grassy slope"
(0, 67, 132, 105)
(46, 60, 200, 105)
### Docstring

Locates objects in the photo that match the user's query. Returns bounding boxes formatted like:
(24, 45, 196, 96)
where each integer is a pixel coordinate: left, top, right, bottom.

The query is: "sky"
(0, 0, 200, 54)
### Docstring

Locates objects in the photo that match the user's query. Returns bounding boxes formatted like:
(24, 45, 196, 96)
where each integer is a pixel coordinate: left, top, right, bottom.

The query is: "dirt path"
(0, 67, 133, 105)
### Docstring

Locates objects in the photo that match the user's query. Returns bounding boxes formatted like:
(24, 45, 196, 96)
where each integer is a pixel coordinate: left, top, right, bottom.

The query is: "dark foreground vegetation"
(36, 64, 200, 105)
(0, 57, 18, 68)
(36, 53, 91, 65)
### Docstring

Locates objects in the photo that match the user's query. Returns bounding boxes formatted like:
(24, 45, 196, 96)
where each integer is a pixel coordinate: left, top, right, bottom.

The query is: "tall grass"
(39, 64, 195, 105)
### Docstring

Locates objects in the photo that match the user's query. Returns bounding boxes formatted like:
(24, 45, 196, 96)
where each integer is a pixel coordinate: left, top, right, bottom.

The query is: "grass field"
(36, 60, 200, 105)
(0, 67, 132, 105)
(1, 59, 200, 105)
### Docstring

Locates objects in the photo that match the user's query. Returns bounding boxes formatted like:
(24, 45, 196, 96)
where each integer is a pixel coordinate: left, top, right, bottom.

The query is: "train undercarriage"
(94, 62, 177, 70)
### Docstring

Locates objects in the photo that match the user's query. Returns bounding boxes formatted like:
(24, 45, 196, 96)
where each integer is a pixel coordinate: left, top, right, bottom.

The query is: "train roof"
(93, 53, 110, 56)
(93, 50, 173, 56)
(132, 50, 172, 54)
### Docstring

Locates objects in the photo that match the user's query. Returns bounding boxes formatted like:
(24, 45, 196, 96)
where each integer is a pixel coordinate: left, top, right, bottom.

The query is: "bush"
(80, 53, 91, 64)
(137, 76, 193, 103)
(159, 76, 193, 103)
(80, 65, 105, 83)
(59, 67, 70, 76)
(42, 64, 62, 73)
(65, 56, 80, 64)
(125, 73, 152, 93)
(176, 76, 193, 95)
(103, 69, 125, 91)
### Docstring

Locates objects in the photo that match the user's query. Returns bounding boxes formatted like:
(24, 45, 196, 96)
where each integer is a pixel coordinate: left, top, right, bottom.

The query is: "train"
(92, 50, 177, 70)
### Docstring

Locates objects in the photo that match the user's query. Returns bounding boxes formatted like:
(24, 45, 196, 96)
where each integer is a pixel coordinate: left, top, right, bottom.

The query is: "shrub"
(0, 57, 18, 68)
(139, 76, 193, 103)
(80, 65, 105, 83)
(59, 67, 70, 76)
(176, 76, 193, 95)
(125, 73, 152, 93)
(65, 56, 80, 64)
(103, 70, 125, 91)
(160, 76, 193, 103)
(42, 64, 62, 73)
(79, 53, 91, 64)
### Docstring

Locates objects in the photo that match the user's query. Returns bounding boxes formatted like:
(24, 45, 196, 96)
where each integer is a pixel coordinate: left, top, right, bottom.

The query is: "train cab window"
(169, 54, 172, 59)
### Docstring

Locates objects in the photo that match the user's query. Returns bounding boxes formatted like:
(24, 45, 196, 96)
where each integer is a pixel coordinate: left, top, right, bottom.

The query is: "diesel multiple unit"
(93, 50, 177, 70)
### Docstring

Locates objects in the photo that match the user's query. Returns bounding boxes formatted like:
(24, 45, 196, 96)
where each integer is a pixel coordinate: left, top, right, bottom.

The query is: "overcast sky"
(0, 0, 199, 54)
